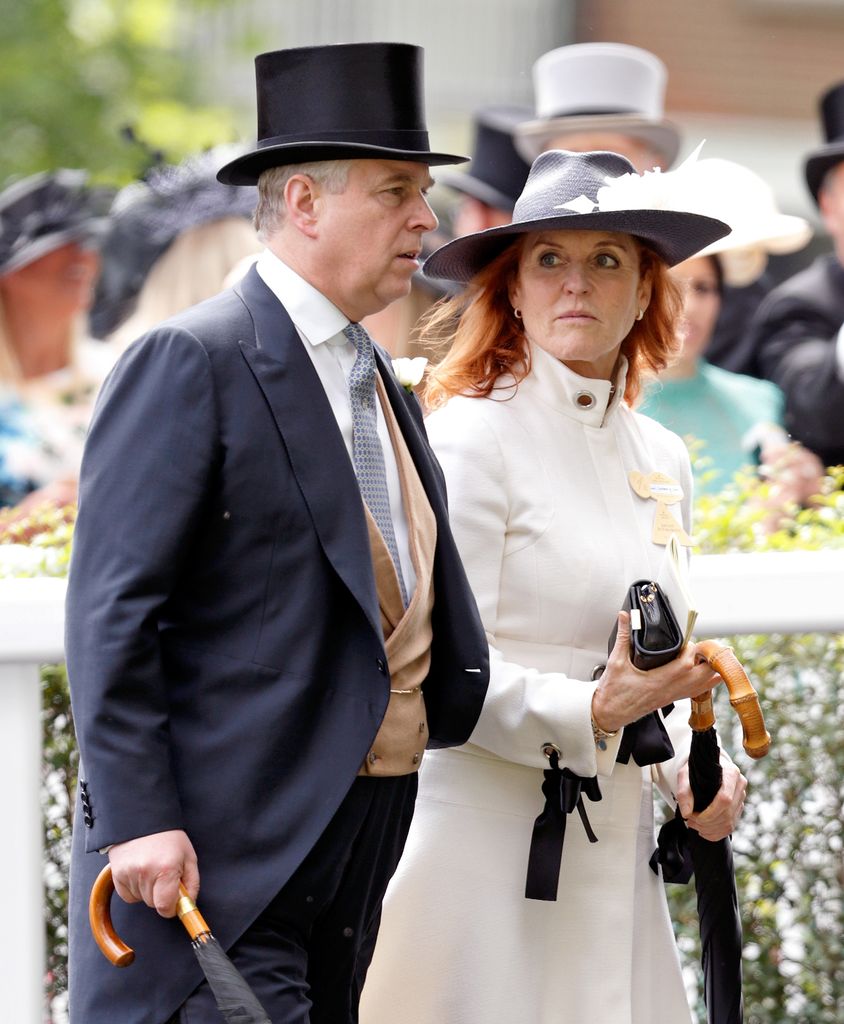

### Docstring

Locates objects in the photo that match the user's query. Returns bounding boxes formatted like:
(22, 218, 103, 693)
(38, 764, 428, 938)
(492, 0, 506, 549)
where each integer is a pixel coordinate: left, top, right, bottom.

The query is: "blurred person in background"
(515, 41, 773, 378)
(638, 156, 824, 512)
(438, 105, 532, 235)
(747, 80, 844, 468)
(0, 169, 113, 511)
(91, 146, 261, 349)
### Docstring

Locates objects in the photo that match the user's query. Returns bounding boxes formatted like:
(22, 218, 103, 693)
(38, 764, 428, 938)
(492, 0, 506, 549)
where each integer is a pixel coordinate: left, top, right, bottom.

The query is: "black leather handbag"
(617, 580, 684, 670)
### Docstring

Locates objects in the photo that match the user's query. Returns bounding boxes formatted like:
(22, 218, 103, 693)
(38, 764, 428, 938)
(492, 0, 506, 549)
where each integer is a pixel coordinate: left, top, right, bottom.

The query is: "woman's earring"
(514, 308, 522, 320)
(636, 308, 645, 321)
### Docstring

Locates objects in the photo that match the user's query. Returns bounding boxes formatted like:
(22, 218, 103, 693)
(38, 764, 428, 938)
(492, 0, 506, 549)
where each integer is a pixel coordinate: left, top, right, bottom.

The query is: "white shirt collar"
(256, 248, 350, 347)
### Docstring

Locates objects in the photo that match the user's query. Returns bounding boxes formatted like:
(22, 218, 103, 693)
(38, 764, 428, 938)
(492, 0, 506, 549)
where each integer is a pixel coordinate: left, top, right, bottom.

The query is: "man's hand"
(108, 829, 199, 918)
(676, 752, 747, 842)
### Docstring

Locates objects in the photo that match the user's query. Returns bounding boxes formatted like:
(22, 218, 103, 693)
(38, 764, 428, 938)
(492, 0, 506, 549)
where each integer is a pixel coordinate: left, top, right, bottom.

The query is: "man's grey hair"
(254, 160, 353, 241)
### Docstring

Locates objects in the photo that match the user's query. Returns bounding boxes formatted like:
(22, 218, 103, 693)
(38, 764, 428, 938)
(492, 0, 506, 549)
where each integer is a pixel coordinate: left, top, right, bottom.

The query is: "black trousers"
(169, 773, 417, 1024)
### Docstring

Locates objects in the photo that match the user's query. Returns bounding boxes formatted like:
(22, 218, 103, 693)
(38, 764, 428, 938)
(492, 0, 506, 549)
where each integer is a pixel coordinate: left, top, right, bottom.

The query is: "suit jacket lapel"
(373, 346, 449, 524)
(235, 267, 382, 637)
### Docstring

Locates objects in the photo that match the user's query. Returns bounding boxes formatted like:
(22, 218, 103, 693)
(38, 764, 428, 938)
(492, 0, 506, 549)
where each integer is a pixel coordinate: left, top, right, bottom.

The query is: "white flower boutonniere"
(392, 356, 428, 393)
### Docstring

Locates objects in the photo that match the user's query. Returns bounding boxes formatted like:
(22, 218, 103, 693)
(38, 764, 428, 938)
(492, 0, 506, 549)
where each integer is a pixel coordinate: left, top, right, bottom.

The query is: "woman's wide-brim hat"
(514, 43, 681, 167)
(0, 170, 113, 276)
(804, 80, 844, 203)
(437, 106, 532, 213)
(668, 157, 812, 287)
(424, 149, 730, 284)
(218, 42, 466, 186)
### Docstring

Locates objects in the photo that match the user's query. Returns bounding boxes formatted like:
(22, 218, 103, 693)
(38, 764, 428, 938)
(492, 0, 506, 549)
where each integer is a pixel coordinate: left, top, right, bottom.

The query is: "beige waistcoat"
(358, 378, 437, 777)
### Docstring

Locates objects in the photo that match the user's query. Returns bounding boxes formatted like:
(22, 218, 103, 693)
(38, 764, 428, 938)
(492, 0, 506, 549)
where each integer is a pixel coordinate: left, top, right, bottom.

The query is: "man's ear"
(284, 175, 321, 238)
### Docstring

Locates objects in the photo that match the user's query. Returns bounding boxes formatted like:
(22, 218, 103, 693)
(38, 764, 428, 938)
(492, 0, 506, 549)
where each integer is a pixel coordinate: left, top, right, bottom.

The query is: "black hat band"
(256, 128, 432, 150)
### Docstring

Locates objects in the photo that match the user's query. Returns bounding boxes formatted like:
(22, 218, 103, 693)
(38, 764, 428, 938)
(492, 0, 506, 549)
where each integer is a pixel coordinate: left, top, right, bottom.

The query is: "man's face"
(544, 130, 667, 173)
(309, 159, 438, 322)
(819, 162, 844, 262)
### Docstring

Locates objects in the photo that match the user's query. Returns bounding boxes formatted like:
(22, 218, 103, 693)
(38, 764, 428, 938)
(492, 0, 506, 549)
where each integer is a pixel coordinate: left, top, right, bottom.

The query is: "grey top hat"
(0, 170, 113, 276)
(437, 106, 532, 213)
(514, 43, 681, 168)
(804, 80, 844, 203)
(423, 149, 730, 284)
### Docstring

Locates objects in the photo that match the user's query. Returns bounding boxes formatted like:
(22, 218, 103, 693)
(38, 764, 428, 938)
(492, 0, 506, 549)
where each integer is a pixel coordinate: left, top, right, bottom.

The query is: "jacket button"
(376, 658, 387, 674)
(591, 664, 606, 680)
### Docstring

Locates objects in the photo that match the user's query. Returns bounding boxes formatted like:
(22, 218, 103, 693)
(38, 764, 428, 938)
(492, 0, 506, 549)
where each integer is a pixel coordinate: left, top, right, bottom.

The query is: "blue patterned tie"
(344, 322, 409, 606)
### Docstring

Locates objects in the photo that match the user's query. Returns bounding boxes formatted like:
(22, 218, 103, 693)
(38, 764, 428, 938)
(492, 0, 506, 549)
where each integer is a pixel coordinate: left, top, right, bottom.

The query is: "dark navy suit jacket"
(747, 253, 844, 466)
(65, 266, 489, 1024)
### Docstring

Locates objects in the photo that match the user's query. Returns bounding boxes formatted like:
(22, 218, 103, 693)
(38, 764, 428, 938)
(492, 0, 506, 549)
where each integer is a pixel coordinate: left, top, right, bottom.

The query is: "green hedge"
(2, 462, 843, 1022)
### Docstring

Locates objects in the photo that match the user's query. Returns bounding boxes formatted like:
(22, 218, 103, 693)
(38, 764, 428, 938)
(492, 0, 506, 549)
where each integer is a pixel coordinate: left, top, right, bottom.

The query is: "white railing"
(1, 550, 843, 1022)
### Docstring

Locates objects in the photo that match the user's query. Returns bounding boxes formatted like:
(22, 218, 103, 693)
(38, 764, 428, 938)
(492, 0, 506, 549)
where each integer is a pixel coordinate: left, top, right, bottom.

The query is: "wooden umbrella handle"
(89, 863, 212, 967)
(692, 639, 771, 759)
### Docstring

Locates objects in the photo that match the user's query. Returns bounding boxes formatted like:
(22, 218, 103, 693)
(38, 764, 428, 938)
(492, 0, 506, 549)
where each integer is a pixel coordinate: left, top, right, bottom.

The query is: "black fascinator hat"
(0, 170, 113, 276)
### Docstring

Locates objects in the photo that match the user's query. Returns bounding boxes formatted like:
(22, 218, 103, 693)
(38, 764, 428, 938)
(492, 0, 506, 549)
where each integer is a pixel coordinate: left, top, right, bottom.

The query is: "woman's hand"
(676, 751, 747, 841)
(590, 611, 720, 733)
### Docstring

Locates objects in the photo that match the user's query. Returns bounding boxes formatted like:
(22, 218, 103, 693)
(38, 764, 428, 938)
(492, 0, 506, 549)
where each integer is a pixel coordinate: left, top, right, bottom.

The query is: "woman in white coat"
(360, 150, 748, 1024)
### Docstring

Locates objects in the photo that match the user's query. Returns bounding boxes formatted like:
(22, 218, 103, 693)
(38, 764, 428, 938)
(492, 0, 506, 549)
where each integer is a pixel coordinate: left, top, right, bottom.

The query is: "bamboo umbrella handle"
(89, 863, 212, 966)
(693, 639, 771, 759)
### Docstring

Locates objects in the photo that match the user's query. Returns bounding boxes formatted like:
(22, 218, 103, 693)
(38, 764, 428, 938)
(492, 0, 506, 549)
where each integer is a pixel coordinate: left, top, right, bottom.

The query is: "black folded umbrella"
(685, 641, 771, 1024)
(90, 863, 271, 1024)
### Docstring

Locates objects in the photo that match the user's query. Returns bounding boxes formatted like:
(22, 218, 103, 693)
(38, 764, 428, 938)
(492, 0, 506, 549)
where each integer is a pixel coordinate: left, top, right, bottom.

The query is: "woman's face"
(670, 255, 721, 362)
(510, 228, 651, 380)
(0, 241, 101, 318)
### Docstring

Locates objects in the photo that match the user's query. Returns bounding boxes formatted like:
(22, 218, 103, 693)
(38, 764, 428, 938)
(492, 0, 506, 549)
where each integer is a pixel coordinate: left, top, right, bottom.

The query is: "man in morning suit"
(746, 80, 844, 467)
(65, 42, 489, 1024)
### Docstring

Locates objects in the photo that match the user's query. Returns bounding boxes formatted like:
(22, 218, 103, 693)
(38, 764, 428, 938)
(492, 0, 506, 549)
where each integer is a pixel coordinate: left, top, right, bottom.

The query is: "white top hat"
(515, 42, 681, 167)
(666, 157, 812, 286)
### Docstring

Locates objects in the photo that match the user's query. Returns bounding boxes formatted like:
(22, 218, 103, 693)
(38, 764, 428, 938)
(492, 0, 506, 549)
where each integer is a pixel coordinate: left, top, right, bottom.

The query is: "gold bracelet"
(591, 713, 619, 751)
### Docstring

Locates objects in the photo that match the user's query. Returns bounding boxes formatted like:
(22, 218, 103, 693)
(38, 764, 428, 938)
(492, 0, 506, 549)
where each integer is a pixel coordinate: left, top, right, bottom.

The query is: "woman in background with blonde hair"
(91, 146, 261, 348)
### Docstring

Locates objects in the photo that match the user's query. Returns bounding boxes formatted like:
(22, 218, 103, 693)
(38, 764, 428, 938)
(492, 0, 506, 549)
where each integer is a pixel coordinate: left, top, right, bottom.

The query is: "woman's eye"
(595, 252, 620, 268)
(538, 251, 559, 267)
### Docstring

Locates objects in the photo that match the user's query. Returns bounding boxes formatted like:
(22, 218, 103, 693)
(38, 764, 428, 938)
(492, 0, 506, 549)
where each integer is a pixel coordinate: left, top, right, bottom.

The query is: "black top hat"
(424, 149, 729, 283)
(218, 42, 467, 185)
(90, 147, 258, 338)
(0, 170, 113, 276)
(437, 107, 532, 213)
(804, 81, 844, 203)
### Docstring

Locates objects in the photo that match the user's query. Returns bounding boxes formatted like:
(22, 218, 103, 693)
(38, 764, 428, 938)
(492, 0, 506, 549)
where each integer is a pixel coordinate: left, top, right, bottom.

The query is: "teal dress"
(639, 360, 785, 495)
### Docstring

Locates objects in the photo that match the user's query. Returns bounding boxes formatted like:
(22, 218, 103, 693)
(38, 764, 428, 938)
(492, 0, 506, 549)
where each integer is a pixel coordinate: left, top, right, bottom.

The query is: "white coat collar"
(518, 340, 628, 426)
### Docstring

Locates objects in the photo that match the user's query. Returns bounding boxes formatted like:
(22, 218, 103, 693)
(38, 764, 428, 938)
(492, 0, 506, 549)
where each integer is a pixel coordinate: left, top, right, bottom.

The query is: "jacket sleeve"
(750, 289, 844, 456)
(66, 327, 219, 852)
(426, 401, 609, 779)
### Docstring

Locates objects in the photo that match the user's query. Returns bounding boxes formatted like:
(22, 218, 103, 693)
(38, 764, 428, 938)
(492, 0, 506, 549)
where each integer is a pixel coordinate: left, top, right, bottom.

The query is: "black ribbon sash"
(525, 703, 677, 902)
(614, 702, 675, 767)
(525, 752, 601, 901)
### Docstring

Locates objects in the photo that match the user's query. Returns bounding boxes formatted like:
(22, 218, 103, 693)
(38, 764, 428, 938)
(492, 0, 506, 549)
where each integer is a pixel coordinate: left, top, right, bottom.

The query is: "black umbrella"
(90, 863, 271, 1024)
(673, 641, 770, 1024)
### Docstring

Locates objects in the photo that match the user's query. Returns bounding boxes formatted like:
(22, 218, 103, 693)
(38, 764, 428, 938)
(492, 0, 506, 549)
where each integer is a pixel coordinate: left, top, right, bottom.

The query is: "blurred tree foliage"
(0, 0, 245, 185)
